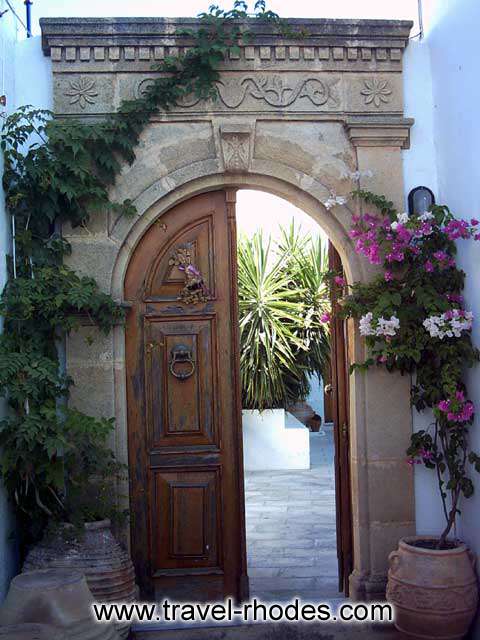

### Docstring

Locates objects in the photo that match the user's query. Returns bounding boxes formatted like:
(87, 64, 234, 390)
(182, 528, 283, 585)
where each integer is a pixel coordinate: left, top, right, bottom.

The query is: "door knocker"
(169, 344, 195, 380)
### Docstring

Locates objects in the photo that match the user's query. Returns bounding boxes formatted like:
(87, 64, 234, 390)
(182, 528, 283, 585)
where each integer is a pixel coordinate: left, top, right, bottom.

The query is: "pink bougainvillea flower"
(334, 276, 346, 287)
(446, 293, 464, 303)
(406, 458, 421, 466)
(420, 449, 433, 461)
(463, 402, 475, 421)
(433, 250, 448, 262)
(384, 270, 393, 282)
(438, 399, 450, 412)
(471, 218, 479, 226)
(378, 354, 388, 363)
(424, 260, 434, 272)
(419, 221, 434, 237)
(438, 395, 475, 423)
(320, 312, 331, 324)
(395, 224, 413, 244)
(444, 219, 471, 240)
(386, 249, 405, 263)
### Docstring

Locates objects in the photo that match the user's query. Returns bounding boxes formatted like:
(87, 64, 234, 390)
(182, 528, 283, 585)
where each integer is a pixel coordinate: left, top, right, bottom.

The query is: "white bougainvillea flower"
(359, 312, 400, 338)
(423, 310, 473, 339)
(323, 193, 348, 210)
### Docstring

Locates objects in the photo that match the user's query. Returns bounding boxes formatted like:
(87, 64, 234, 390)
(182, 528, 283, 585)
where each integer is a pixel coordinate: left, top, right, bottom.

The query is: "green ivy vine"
(0, 1, 286, 545)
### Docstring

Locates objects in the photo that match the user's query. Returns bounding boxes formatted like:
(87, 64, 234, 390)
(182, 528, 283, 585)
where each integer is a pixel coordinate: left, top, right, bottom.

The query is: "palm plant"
(237, 231, 306, 410)
(278, 222, 331, 398)
(237, 223, 331, 411)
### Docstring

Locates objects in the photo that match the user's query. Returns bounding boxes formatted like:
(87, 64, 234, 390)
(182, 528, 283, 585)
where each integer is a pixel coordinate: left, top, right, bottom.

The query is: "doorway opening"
(124, 187, 352, 602)
(236, 190, 352, 603)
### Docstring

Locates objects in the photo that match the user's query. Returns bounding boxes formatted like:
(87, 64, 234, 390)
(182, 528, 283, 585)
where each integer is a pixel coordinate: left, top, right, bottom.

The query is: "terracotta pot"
(0, 569, 118, 639)
(387, 536, 479, 639)
(0, 623, 66, 639)
(306, 413, 322, 432)
(24, 520, 135, 639)
(287, 402, 314, 426)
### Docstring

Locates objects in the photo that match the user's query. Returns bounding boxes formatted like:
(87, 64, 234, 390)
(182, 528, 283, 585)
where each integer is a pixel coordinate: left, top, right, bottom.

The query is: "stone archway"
(41, 16, 416, 599)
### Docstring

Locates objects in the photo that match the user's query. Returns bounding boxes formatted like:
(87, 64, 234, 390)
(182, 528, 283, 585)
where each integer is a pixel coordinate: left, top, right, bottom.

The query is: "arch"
(44, 12, 416, 605)
(111, 168, 369, 301)
(109, 165, 412, 601)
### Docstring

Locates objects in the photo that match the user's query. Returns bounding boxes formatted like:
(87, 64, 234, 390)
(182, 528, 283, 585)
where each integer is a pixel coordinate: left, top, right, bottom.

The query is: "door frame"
(329, 242, 354, 596)
(106, 172, 415, 602)
(123, 187, 353, 600)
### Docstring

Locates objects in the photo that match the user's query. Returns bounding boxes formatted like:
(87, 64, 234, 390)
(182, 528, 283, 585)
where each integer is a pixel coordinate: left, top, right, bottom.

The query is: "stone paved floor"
(133, 428, 407, 638)
(244, 427, 343, 603)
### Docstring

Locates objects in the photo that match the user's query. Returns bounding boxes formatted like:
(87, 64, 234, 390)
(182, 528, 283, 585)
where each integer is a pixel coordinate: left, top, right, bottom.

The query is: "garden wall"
(0, 9, 52, 599)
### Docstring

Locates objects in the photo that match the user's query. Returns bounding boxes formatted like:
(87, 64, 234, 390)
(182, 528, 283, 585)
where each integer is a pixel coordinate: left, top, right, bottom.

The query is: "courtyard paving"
(133, 427, 406, 638)
(244, 427, 342, 603)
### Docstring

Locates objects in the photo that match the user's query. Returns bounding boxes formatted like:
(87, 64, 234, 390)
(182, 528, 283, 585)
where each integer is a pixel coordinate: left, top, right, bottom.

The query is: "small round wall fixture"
(408, 186, 435, 215)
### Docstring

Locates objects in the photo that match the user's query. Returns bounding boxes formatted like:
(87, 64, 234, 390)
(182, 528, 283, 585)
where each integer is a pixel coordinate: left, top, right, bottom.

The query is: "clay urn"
(0, 568, 119, 640)
(387, 536, 478, 639)
(287, 401, 315, 426)
(24, 519, 135, 639)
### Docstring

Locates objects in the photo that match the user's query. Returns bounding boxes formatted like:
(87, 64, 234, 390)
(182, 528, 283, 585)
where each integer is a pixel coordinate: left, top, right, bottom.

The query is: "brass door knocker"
(169, 344, 195, 380)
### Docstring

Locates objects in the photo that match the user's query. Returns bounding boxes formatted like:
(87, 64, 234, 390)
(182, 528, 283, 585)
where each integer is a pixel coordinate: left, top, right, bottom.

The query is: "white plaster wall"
(242, 409, 310, 471)
(403, 34, 446, 538)
(0, 1, 52, 599)
(404, 0, 480, 566)
(306, 373, 326, 423)
(423, 0, 480, 554)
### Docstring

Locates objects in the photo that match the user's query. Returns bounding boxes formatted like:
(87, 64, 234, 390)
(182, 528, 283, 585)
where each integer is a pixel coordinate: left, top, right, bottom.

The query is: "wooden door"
(125, 190, 248, 602)
(328, 242, 354, 596)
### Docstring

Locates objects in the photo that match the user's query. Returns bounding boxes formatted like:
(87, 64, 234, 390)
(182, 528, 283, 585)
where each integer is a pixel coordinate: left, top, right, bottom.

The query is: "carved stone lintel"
(345, 116, 414, 149)
(219, 124, 252, 173)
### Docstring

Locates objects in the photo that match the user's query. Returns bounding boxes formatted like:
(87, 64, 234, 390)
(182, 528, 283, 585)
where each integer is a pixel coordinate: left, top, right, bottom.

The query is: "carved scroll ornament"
(136, 74, 340, 110)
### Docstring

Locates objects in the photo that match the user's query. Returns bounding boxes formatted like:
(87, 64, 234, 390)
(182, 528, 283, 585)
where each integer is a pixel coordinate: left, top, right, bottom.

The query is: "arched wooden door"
(124, 190, 248, 602)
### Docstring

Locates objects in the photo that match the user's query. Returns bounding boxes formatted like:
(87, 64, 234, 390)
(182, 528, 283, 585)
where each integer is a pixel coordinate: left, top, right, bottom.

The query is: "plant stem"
(434, 420, 449, 525)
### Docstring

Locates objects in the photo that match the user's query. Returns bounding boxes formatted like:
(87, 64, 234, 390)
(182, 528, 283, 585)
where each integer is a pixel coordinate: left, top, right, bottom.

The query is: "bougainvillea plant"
(339, 189, 480, 548)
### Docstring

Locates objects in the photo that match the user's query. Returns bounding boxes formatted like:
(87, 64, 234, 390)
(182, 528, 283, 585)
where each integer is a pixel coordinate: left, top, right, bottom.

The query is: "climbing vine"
(0, 1, 285, 543)
(3, 0, 477, 552)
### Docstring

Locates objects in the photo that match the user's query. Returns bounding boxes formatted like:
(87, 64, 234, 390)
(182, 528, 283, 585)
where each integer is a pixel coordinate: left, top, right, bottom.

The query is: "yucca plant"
(278, 222, 331, 398)
(238, 231, 306, 410)
(237, 224, 330, 411)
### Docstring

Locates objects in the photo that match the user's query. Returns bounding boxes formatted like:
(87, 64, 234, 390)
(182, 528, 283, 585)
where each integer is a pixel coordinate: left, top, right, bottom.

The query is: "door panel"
(328, 242, 354, 596)
(125, 191, 247, 601)
(144, 316, 218, 447)
(152, 469, 220, 570)
(146, 217, 215, 301)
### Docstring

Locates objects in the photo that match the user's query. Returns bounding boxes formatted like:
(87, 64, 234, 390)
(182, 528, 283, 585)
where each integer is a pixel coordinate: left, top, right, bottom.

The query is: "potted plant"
(238, 225, 330, 411)
(277, 224, 331, 421)
(0, 406, 135, 639)
(340, 190, 480, 639)
(237, 226, 330, 470)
